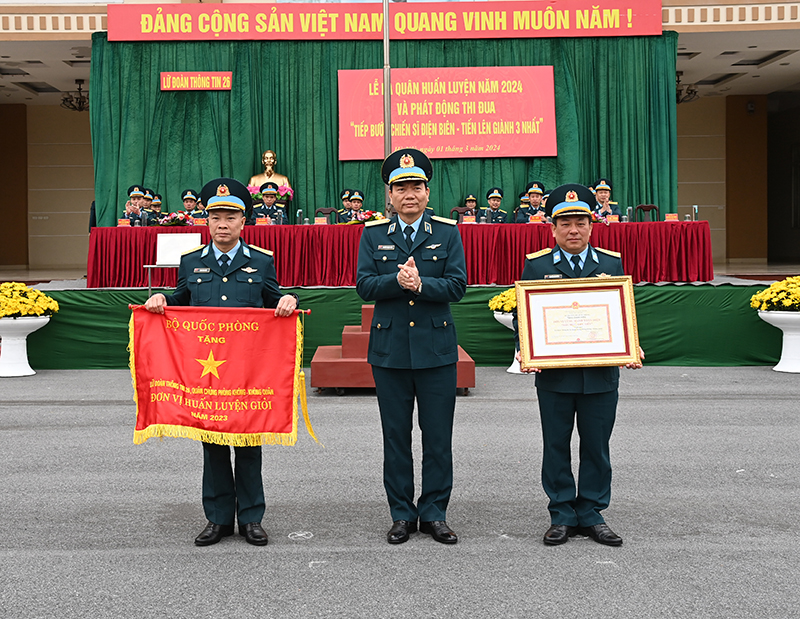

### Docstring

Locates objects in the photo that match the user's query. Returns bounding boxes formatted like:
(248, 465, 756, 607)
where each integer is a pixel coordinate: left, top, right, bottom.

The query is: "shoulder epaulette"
(365, 218, 391, 227)
(181, 245, 204, 256)
(609, 201, 618, 205)
(337, 208, 345, 213)
(431, 215, 457, 225)
(596, 247, 621, 258)
(499, 209, 507, 214)
(526, 248, 552, 260)
(249, 245, 274, 256)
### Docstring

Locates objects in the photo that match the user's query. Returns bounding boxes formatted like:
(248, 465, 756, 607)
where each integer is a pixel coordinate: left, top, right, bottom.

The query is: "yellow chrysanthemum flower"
(0, 282, 60, 318)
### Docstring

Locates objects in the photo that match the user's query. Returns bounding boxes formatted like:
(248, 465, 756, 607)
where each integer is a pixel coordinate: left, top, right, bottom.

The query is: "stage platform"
(3, 283, 786, 372)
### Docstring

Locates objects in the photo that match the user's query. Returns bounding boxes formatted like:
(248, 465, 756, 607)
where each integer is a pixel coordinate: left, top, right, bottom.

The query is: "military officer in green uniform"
(144, 177, 299, 547)
(252, 182, 288, 224)
(480, 187, 508, 223)
(183, 189, 206, 218)
(515, 184, 642, 547)
(515, 181, 547, 223)
(592, 178, 621, 218)
(122, 185, 145, 225)
(356, 149, 467, 545)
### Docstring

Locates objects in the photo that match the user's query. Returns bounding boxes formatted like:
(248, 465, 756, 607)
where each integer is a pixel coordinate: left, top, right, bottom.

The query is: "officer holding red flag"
(144, 177, 298, 547)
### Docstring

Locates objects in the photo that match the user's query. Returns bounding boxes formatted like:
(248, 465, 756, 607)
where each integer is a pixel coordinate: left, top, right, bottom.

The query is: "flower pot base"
(758, 311, 800, 373)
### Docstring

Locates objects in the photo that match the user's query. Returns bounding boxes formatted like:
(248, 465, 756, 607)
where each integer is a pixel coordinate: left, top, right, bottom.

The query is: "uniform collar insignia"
(590, 249, 598, 263)
(388, 222, 396, 234)
(241, 266, 258, 273)
(242, 245, 251, 258)
(424, 221, 432, 234)
(201, 245, 211, 258)
(425, 243, 441, 249)
(552, 250, 561, 264)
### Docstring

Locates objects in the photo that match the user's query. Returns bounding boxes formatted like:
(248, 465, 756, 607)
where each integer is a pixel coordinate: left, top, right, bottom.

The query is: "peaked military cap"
(593, 178, 612, 192)
(519, 192, 530, 203)
(181, 189, 198, 202)
(349, 190, 364, 202)
(340, 189, 352, 200)
(382, 149, 433, 185)
(465, 194, 477, 203)
(142, 188, 154, 200)
(486, 187, 503, 200)
(128, 185, 144, 198)
(201, 177, 250, 212)
(260, 182, 279, 195)
(152, 194, 162, 206)
(526, 181, 546, 195)
(546, 183, 595, 219)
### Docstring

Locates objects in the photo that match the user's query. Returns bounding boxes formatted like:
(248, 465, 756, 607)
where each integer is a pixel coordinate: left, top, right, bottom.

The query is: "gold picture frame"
(515, 275, 640, 370)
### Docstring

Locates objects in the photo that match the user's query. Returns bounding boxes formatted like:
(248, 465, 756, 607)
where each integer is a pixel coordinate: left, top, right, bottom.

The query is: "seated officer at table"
(141, 188, 159, 225)
(152, 194, 164, 214)
(339, 190, 364, 222)
(183, 189, 206, 218)
(593, 178, 621, 218)
(464, 193, 478, 216)
(514, 192, 530, 222)
(479, 188, 507, 223)
(340, 188, 352, 212)
(143, 177, 299, 547)
(122, 185, 145, 225)
(252, 182, 288, 224)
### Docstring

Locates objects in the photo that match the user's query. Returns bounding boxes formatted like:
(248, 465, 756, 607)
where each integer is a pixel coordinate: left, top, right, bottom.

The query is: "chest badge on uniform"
(378, 245, 395, 250)
(425, 244, 441, 249)
(544, 274, 562, 279)
(193, 268, 211, 273)
(241, 267, 258, 273)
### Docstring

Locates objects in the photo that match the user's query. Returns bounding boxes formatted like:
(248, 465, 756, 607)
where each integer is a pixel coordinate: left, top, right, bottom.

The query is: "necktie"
(219, 253, 230, 273)
(571, 255, 582, 277)
(403, 226, 414, 250)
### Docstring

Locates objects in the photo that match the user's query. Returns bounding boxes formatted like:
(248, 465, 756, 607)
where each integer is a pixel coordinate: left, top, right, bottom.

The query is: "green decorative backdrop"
(90, 31, 677, 225)
(27, 285, 779, 370)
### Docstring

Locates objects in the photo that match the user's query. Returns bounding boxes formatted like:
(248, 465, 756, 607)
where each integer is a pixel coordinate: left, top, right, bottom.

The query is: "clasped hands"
(515, 347, 646, 373)
(397, 256, 421, 292)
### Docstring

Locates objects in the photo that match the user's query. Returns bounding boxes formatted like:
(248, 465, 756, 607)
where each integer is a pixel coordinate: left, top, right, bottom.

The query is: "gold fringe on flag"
(296, 312, 321, 445)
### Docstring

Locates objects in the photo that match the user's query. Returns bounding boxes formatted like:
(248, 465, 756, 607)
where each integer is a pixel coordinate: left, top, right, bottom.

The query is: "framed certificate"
(515, 276, 640, 370)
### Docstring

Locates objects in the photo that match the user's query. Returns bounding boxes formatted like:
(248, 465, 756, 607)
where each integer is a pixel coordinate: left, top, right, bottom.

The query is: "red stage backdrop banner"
(160, 72, 233, 91)
(108, 1, 663, 42)
(129, 306, 315, 447)
(338, 66, 556, 160)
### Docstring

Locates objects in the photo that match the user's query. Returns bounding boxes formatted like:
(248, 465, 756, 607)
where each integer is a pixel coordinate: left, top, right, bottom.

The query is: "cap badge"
(216, 184, 231, 197)
(400, 154, 415, 169)
(565, 190, 579, 202)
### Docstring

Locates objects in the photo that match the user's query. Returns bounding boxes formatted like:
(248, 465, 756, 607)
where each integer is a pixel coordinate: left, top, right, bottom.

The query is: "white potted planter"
(758, 311, 800, 373)
(0, 315, 51, 377)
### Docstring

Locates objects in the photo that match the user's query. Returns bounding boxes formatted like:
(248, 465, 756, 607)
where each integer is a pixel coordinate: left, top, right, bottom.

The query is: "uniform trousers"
(537, 388, 618, 527)
(202, 443, 266, 526)
(372, 364, 457, 523)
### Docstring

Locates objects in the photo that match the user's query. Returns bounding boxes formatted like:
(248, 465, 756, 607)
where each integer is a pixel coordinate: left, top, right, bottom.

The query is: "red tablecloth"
(86, 221, 713, 288)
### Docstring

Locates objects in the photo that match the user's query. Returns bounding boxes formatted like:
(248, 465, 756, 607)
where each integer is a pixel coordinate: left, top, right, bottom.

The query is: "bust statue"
(248, 149, 291, 189)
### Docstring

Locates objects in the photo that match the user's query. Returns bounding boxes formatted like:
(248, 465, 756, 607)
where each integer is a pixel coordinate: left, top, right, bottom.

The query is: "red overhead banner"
(108, 1, 663, 42)
(338, 66, 557, 161)
(129, 306, 316, 447)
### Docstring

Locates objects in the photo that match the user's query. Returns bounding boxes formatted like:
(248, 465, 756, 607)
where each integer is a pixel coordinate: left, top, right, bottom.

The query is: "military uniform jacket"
(514, 205, 546, 223)
(190, 209, 208, 219)
(520, 244, 624, 394)
(356, 212, 467, 369)
(252, 204, 288, 224)
(594, 202, 621, 218)
(479, 207, 508, 223)
(164, 242, 288, 309)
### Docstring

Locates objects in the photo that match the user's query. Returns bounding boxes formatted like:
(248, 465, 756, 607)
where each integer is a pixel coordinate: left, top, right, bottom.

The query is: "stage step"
(310, 304, 475, 392)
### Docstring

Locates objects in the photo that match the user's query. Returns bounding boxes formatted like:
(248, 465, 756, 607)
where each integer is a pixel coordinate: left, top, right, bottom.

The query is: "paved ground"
(1, 366, 798, 618)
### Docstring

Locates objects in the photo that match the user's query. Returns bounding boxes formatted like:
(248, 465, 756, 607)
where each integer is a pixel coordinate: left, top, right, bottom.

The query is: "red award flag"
(129, 306, 317, 446)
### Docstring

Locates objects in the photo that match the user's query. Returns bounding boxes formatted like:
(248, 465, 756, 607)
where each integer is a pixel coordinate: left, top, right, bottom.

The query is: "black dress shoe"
(194, 521, 234, 546)
(419, 520, 458, 544)
(387, 520, 417, 544)
(543, 524, 578, 546)
(580, 523, 623, 546)
(239, 522, 269, 546)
